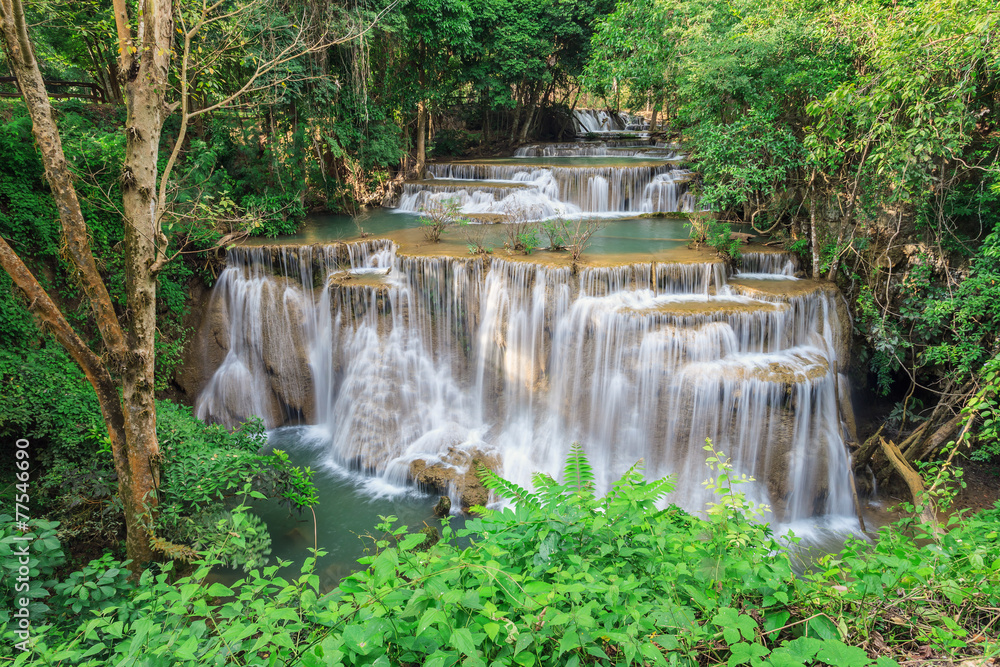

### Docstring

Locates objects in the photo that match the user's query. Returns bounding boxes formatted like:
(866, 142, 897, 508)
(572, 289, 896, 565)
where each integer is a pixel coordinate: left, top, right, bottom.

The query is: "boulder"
(409, 447, 501, 511)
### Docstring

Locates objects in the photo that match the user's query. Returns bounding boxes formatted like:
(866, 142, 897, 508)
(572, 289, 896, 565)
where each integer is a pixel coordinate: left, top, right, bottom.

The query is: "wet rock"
(409, 447, 501, 511)
(258, 278, 315, 424)
(177, 290, 230, 399)
(416, 525, 440, 551)
(433, 495, 452, 517)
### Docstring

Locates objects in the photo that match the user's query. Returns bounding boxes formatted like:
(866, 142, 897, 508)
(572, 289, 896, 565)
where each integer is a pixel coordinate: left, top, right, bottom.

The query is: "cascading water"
(573, 109, 649, 135)
(399, 162, 697, 218)
(196, 241, 858, 527)
(513, 141, 676, 158)
(737, 251, 802, 280)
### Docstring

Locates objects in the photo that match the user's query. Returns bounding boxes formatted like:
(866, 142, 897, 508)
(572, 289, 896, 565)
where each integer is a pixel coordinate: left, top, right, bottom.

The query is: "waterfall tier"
(514, 141, 678, 159)
(193, 241, 855, 524)
(573, 109, 649, 135)
(400, 162, 696, 218)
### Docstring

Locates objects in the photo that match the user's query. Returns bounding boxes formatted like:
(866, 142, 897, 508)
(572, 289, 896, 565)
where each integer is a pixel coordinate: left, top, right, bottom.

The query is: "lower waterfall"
(194, 240, 858, 527)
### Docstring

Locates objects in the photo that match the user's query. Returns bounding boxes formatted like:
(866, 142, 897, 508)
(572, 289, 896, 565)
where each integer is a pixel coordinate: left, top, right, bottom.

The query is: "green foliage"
(688, 216, 743, 261)
(691, 110, 805, 217)
(0, 516, 65, 624)
(962, 355, 1000, 462)
(418, 198, 467, 243)
(515, 227, 541, 255)
(49, 553, 134, 618)
(541, 220, 567, 250)
(429, 129, 480, 157)
(6, 446, 1000, 665)
(0, 346, 104, 459)
(155, 401, 317, 568)
(854, 286, 907, 396)
(917, 230, 1000, 379)
(807, 501, 1000, 657)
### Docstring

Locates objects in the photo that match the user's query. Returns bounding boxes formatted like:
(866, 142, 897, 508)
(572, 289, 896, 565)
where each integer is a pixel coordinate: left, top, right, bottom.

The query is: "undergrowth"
(1, 442, 998, 666)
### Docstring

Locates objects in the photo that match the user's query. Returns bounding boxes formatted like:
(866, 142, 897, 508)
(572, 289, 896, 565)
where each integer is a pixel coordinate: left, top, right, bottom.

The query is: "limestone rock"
(409, 447, 501, 511)
(176, 289, 230, 400)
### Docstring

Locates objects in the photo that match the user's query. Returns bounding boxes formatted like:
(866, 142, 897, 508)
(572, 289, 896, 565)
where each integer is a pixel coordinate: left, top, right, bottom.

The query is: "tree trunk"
(519, 105, 535, 144)
(0, 0, 163, 569)
(117, 0, 173, 568)
(809, 192, 821, 279)
(879, 437, 941, 535)
(416, 97, 427, 174)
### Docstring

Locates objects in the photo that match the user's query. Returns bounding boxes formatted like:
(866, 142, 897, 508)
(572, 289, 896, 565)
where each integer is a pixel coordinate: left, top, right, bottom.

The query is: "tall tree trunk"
(117, 0, 172, 568)
(416, 97, 427, 174)
(809, 190, 821, 279)
(0, 0, 161, 568)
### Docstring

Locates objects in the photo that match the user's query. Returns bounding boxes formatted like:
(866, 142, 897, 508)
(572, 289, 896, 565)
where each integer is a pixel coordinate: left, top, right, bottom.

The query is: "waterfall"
(572, 109, 649, 134)
(513, 141, 672, 158)
(400, 163, 695, 218)
(195, 242, 857, 524)
(737, 251, 802, 279)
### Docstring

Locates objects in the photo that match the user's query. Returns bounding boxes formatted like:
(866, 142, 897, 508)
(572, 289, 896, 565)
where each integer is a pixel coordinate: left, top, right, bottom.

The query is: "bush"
(418, 198, 465, 243)
(6, 444, 1000, 665)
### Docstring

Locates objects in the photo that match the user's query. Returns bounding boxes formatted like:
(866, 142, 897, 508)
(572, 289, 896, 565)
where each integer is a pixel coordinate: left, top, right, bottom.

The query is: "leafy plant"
(542, 220, 567, 250)
(501, 203, 542, 254)
(462, 220, 492, 255)
(418, 198, 465, 243)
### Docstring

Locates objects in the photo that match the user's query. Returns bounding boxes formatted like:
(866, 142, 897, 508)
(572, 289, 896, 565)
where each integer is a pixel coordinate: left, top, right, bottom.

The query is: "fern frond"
(468, 504, 497, 517)
(633, 476, 676, 505)
(478, 465, 541, 510)
(532, 472, 568, 508)
(603, 458, 646, 507)
(562, 442, 595, 495)
(531, 472, 557, 490)
(151, 535, 199, 563)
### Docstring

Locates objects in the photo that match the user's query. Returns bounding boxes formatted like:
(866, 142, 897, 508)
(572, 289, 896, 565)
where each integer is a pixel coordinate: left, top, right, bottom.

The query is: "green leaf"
(728, 641, 769, 667)
(451, 627, 477, 656)
(805, 616, 840, 641)
(815, 640, 870, 667)
(418, 608, 446, 637)
(206, 582, 234, 598)
(764, 611, 790, 634)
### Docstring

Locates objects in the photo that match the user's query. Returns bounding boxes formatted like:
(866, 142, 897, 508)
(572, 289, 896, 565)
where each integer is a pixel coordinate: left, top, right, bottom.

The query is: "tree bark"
(879, 437, 941, 535)
(116, 0, 173, 568)
(0, 0, 166, 570)
(416, 97, 427, 174)
(809, 191, 821, 279)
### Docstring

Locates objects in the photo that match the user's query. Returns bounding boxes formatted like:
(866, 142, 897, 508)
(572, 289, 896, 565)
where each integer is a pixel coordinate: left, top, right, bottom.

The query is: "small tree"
(501, 203, 541, 254)
(542, 220, 568, 250)
(462, 221, 492, 255)
(418, 198, 465, 242)
(0, 0, 370, 569)
(561, 217, 606, 263)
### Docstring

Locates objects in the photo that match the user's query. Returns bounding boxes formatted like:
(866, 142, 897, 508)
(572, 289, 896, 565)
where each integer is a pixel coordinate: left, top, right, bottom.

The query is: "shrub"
(419, 198, 465, 243)
(6, 444, 1000, 665)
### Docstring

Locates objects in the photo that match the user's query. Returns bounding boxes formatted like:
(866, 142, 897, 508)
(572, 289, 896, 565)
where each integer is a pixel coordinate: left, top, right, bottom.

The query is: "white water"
(399, 163, 697, 219)
(573, 109, 649, 135)
(513, 141, 675, 158)
(196, 242, 858, 526)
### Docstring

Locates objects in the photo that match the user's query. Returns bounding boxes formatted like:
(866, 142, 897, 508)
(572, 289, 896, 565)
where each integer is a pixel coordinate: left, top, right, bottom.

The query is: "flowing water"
(193, 140, 865, 574)
(398, 155, 696, 219)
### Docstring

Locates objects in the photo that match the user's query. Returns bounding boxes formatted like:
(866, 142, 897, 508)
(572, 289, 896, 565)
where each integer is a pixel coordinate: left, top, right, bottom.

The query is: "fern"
(562, 442, 595, 494)
(531, 472, 564, 506)
(150, 535, 199, 564)
(478, 465, 542, 510)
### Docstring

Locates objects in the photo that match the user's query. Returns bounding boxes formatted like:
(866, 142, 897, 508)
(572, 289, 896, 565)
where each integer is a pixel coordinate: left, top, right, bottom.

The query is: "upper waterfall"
(399, 160, 697, 219)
